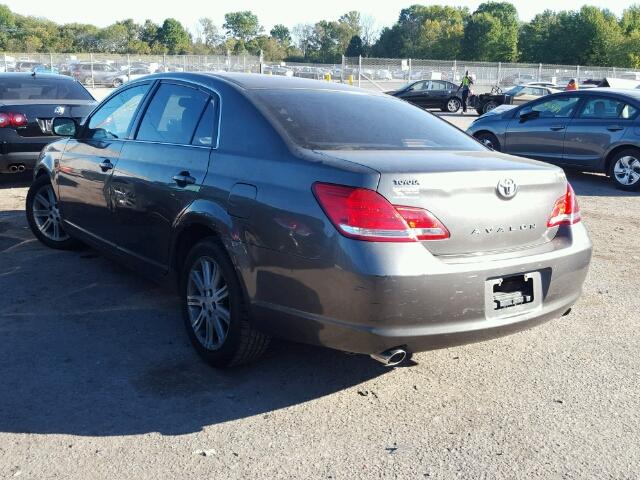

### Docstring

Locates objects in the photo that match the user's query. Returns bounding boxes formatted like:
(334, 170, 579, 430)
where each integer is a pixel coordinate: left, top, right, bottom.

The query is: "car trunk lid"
(0, 100, 96, 136)
(320, 150, 567, 256)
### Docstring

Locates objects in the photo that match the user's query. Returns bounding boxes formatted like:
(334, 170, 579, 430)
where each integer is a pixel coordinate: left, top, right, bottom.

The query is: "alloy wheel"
(447, 98, 460, 112)
(613, 155, 640, 186)
(187, 256, 231, 351)
(31, 184, 69, 242)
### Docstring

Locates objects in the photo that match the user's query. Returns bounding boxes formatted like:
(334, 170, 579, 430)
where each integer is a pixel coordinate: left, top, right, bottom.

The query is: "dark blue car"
(467, 88, 640, 190)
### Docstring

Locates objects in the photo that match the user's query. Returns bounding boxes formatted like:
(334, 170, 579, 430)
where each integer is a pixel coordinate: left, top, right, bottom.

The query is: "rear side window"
(254, 89, 484, 151)
(191, 99, 217, 146)
(136, 84, 209, 145)
(578, 97, 638, 119)
(0, 77, 93, 100)
(87, 84, 150, 140)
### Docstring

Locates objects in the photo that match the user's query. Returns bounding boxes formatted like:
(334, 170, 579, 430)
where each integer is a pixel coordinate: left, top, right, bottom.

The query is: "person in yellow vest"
(456, 71, 474, 113)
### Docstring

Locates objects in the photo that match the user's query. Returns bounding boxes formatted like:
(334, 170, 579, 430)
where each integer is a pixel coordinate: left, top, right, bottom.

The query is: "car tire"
(113, 78, 123, 87)
(83, 77, 93, 87)
(475, 132, 501, 151)
(26, 175, 81, 250)
(482, 101, 499, 114)
(180, 238, 270, 368)
(476, 109, 484, 116)
(445, 97, 461, 113)
(608, 148, 640, 191)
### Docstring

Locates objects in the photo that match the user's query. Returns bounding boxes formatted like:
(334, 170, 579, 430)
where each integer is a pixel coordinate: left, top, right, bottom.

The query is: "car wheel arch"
(604, 144, 640, 173)
(473, 130, 502, 150)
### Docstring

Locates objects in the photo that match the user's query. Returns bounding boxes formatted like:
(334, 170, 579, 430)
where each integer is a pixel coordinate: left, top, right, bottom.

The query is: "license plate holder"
(485, 271, 543, 318)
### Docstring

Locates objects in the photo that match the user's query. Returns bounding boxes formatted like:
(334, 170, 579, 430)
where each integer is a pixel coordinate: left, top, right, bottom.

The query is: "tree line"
(2, 2, 640, 68)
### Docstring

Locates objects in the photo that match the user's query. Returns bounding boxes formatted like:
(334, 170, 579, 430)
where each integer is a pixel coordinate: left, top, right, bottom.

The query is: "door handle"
(172, 171, 196, 186)
(607, 125, 624, 132)
(98, 159, 113, 172)
(550, 124, 565, 131)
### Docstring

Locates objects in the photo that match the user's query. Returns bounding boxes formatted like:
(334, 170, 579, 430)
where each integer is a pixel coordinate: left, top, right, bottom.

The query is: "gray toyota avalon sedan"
(26, 73, 592, 367)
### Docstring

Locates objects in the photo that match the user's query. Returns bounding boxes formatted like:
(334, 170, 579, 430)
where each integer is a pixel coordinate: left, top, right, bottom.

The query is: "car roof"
(563, 88, 640, 101)
(141, 72, 377, 94)
(0, 72, 77, 83)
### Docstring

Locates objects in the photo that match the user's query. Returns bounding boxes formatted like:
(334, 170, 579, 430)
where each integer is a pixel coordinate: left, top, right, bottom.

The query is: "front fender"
(33, 139, 70, 184)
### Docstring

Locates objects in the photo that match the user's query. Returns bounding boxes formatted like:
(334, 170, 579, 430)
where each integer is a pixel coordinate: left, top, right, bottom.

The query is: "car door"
(429, 81, 450, 108)
(504, 94, 581, 164)
(57, 83, 151, 243)
(109, 81, 216, 269)
(563, 95, 639, 169)
(396, 81, 429, 107)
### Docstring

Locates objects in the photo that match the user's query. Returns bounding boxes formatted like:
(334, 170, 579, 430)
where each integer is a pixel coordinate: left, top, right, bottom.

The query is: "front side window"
(578, 97, 638, 119)
(408, 81, 428, 92)
(136, 84, 209, 145)
(527, 96, 580, 118)
(430, 81, 446, 91)
(86, 84, 150, 140)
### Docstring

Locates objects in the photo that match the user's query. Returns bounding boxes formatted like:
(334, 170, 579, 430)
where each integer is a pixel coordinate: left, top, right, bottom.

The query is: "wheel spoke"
(211, 315, 226, 343)
(52, 221, 60, 240)
(205, 315, 215, 348)
(187, 295, 204, 307)
(191, 309, 205, 331)
(40, 217, 52, 233)
(214, 284, 228, 302)
(46, 186, 56, 207)
(190, 269, 205, 295)
(215, 306, 230, 325)
(201, 259, 213, 289)
(35, 193, 50, 209)
(32, 209, 49, 218)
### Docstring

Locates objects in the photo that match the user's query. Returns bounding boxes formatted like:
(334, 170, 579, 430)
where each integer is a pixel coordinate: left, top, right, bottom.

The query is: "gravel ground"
(1, 114, 639, 479)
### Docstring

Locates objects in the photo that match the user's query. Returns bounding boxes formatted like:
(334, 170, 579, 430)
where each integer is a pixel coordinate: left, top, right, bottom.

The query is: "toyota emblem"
(54, 106, 65, 115)
(496, 178, 517, 199)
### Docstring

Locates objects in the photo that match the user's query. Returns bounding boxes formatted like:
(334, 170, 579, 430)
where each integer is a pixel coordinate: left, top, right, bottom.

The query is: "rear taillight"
(313, 182, 449, 242)
(547, 183, 581, 228)
(0, 112, 27, 128)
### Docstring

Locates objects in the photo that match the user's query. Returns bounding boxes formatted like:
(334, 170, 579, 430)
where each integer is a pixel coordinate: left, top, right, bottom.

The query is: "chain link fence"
(2, 52, 638, 93)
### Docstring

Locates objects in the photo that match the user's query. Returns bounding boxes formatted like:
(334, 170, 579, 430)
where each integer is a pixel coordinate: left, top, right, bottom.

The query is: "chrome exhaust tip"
(16, 164, 25, 172)
(370, 348, 407, 366)
(8, 165, 18, 173)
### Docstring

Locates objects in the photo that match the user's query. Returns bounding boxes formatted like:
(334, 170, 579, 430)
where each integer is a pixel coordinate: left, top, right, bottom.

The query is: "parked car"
(0, 73, 96, 173)
(32, 64, 59, 75)
(14, 61, 43, 72)
(70, 62, 120, 86)
(467, 88, 640, 190)
(103, 68, 150, 87)
(473, 84, 561, 115)
(27, 73, 591, 368)
(387, 79, 464, 112)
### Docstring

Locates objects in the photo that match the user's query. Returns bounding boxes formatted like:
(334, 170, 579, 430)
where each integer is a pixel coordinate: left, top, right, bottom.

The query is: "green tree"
(157, 18, 191, 54)
(462, 2, 518, 61)
(198, 18, 223, 51)
(270, 24, 291, 47)
(345, 35, 364, 57)
(223, 11, 262, 43)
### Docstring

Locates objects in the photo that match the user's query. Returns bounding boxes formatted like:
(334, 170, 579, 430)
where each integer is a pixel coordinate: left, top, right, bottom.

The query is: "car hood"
(478, 104, 517, 118)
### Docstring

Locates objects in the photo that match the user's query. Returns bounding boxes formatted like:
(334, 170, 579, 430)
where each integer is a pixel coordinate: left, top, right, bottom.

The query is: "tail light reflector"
(547, 183, 581, 227)
(0, 112, 28, 128)
(313, 183, 449, 242)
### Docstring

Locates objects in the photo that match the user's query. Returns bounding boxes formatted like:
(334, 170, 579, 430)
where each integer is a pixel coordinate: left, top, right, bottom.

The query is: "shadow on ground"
(0, 210, 388, 437)
(566, 170, 640, 197)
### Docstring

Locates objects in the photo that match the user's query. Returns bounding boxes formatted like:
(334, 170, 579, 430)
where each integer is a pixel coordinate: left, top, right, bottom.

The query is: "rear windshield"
(0, 77, 93, 101)
(253, 89, 484, 151)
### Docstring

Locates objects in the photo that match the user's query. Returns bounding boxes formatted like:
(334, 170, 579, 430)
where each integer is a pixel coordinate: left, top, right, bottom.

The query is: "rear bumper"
(247, 223, 592, 355)
(0, 151, 41, 172)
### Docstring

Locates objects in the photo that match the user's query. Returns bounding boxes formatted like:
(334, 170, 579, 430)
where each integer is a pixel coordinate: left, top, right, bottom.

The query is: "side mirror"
(52, 117, 77, 137)
(519, 109, 539, 122)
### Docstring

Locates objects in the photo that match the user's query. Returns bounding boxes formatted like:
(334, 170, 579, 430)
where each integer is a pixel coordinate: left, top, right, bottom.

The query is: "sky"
(1, 0, 634, 35)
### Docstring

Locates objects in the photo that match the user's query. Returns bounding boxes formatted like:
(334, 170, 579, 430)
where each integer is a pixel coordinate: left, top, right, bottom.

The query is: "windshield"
(254, 89, 485, 151)
(0, 77, 93, 100)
